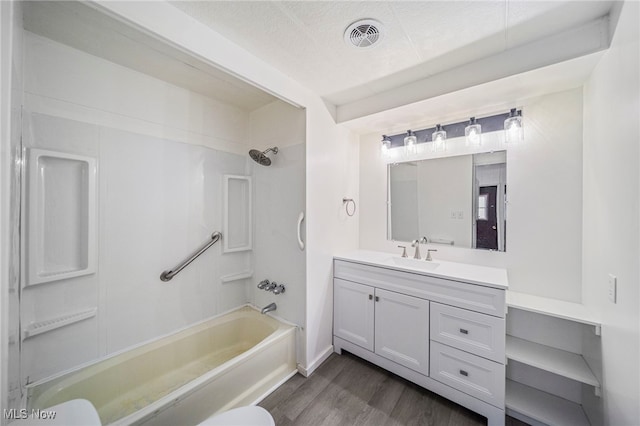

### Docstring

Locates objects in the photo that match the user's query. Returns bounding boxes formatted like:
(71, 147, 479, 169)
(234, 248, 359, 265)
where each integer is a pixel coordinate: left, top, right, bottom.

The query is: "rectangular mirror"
(388, 151, 506, 251)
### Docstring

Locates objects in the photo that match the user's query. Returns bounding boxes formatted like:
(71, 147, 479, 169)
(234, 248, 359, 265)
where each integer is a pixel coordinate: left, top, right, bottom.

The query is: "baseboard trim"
(297, 345, 334, 377)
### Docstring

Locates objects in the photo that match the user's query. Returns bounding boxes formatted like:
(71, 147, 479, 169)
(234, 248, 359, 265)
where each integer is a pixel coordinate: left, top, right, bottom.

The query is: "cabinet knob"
(459, 328, 469, 335)
(375, 296, 380, 302)
(368, 294, 373, 300)
(459, 370, 469, 377)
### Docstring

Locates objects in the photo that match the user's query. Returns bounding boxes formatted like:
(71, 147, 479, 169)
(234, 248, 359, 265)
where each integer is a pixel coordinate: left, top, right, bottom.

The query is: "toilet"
(10, 400, 274, 426)
(198, 406, 275, 426)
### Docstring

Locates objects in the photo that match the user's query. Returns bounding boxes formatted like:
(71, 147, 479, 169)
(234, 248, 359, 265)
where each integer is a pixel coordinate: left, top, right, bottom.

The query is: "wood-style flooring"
(259, 351, 528, 426)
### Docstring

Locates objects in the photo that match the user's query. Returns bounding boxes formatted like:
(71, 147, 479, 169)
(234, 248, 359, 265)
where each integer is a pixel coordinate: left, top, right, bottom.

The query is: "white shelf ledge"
(23, 307, 97, 340)
(220, 270, 253, 283)
(506, 290, 601, 327)
(506, 379, 589, 426)
(506, 335, 599, 387)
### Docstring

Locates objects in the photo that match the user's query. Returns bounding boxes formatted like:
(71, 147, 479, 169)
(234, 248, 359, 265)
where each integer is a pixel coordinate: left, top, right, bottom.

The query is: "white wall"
(248, 100, 306, 364)
(20, 33, 251, 382)
(360, 88, 584, 302)
(0, 0, 23, 416)
(582, 1, 639, 424)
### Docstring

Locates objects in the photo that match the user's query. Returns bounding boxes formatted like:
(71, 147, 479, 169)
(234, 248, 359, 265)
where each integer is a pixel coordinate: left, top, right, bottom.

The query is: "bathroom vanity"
(333, 250, 508, 426)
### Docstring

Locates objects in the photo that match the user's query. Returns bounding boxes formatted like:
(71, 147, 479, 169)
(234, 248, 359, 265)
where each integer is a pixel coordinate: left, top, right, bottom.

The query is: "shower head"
(249, 147, 278, 166)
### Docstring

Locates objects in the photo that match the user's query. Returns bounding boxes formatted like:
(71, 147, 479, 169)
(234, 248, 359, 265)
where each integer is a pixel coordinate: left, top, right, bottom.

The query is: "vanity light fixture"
(380, 108, 523, 156)
(404, 130, 417, 156)
(504, 108, 523, 143)
(432, 124, 446, 152)
(381, 135, 392, 158)
(465, 117, 482, 146)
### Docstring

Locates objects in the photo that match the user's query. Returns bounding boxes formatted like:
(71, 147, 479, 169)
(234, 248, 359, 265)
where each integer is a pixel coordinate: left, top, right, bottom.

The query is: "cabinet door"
(334, 278, 374, 351)
(374, 288, 430, 375)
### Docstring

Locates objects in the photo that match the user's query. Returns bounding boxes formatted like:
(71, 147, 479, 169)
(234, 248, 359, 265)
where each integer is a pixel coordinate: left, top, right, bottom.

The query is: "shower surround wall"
(248, 101, 306, 364)
(20, 32, 253, 383)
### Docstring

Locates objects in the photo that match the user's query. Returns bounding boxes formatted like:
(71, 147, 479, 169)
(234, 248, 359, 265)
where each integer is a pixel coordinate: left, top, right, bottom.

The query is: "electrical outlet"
(608, 274, 617, 303)
(450, 210, 456, 219)
(456, 211, 464, 220)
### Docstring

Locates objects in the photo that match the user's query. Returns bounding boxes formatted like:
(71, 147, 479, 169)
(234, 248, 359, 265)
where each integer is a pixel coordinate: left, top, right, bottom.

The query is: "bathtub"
(26, 306, 297, 425)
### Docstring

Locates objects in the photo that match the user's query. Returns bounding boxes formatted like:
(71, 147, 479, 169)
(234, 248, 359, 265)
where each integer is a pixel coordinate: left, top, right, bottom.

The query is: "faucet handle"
(265, 281, 278, 291)
(273, 284, 286, 295)
(426, 249, 438, 261)
(257, 279, 270, 289)
(397, 245, 408, 258)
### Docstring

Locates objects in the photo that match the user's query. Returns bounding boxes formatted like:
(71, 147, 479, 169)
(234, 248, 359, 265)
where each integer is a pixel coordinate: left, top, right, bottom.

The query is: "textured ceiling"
(172, 1, 613, 107)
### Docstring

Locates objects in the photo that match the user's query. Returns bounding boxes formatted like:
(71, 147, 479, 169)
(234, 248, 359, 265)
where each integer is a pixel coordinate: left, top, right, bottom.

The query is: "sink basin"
(387, 256, 440, 271)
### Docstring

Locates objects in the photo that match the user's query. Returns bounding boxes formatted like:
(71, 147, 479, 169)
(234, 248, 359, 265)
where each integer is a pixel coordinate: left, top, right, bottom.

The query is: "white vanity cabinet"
(334, 278, 430, 375)
(333, 253, 508, 426)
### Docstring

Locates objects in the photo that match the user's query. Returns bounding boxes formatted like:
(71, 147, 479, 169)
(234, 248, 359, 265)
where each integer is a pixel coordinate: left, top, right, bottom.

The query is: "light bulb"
(504, 109, 522, 143)
(381, 135, 392, 159)
(404, 130, 417, 156)
(432, 124, 446, 152)
(465, 117, 482, 146)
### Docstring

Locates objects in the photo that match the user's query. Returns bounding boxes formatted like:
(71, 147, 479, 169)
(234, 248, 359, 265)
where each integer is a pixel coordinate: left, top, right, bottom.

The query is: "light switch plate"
(608, 274, 617, 303)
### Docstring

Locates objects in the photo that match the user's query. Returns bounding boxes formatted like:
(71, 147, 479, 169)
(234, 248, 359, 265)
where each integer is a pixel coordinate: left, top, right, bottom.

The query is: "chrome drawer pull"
(459, 370, 469, 377)
(459, 328, 469, 334)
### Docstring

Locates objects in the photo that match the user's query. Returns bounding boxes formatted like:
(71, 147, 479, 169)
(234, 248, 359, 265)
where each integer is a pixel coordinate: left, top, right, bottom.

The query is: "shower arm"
(160, 231, 222, 282)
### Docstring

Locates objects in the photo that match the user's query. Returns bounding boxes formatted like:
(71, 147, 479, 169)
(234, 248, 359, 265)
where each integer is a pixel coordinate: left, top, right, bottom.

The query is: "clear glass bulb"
(404, 131, 417, 156)
(504, 110, 523, 143)
(381, 136, 391, 159)
(465, 118, 482, 146)
(432, 125, 446, 152)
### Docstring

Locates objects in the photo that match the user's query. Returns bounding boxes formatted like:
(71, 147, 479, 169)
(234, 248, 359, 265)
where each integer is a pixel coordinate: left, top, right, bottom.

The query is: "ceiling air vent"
(344, 19, 384, 49)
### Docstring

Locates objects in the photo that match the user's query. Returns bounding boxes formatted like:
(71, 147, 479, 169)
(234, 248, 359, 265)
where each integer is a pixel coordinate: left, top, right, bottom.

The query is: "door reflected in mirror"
(388, 151, 506, 252)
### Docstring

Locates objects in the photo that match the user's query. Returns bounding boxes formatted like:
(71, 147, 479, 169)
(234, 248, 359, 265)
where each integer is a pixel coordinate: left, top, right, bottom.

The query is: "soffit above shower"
(170, 1, 614, 117)
(22, 1, 279, 112)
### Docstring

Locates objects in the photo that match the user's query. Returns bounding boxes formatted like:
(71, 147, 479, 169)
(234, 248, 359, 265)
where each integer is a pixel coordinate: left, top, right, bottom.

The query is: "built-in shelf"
(506, 379, 589, 426)
(507, 290, 601, 329)
(220, 270, 253, 283)
(506, 335, 599, 388)
(22, 307, 97, 340)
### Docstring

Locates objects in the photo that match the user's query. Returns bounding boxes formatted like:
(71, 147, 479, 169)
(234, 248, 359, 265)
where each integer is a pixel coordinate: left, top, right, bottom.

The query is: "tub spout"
(261, 303, 277, 314)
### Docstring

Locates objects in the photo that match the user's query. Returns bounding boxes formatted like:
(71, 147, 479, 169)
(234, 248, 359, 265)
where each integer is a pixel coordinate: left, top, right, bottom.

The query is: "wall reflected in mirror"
(388, 151, 506, 252)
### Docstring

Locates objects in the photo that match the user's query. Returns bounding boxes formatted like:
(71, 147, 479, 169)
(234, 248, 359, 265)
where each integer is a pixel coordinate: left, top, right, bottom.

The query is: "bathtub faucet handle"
(265, 281, 278, 292)
(257, 279, 270, 289)
(272, 284, 286, 295)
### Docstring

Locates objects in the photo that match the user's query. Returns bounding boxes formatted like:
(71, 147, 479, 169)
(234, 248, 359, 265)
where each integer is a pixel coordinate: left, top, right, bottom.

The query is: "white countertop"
(334, 250, 508, 290)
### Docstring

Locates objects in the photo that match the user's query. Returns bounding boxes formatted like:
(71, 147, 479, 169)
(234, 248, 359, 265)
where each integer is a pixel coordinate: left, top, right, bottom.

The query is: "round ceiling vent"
(344, 19, 384, 49)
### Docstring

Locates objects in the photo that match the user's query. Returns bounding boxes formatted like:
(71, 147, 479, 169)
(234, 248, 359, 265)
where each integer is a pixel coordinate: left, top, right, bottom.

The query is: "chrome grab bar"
(160, 232, 222, 282)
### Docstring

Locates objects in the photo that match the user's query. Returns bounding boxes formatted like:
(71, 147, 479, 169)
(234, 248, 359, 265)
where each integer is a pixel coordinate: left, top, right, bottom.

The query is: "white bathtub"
(26, 306, 296, 425)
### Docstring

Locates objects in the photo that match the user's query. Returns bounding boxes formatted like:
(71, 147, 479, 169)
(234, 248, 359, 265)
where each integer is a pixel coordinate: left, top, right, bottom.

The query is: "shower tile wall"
(20, 31, 253, 383)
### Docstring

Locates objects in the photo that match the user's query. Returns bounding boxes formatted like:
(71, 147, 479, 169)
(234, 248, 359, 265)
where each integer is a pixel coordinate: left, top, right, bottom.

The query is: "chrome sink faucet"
(411, 240, 421, 259)
(398, 245, 408, 258)
(411, 237, 428, 259)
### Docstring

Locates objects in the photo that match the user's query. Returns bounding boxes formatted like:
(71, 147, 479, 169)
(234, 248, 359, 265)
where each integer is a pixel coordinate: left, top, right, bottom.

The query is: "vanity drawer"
(430, 302, 505, 363)
(334, 260, 505, 317)
(430, 341, 505, 408)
